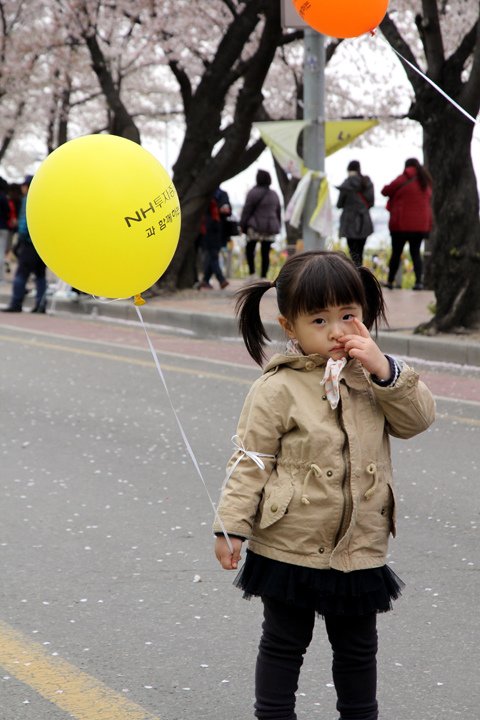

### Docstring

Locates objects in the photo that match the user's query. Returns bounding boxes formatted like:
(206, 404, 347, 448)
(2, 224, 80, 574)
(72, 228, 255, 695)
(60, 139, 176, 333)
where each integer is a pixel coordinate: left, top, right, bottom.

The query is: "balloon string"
(91, 295, 130, 303)
(377, 34, 477, 125)
(134, 305, 233, 554)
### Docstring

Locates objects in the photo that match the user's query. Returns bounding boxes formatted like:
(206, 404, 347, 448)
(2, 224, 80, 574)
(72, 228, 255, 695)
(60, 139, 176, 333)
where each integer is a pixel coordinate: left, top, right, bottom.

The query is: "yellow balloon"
(26, 134, 181, 298)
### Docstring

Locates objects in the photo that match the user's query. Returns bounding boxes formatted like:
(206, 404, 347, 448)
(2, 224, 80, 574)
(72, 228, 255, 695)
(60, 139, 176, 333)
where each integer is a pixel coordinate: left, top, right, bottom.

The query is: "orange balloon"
(293, 0, 389, 39)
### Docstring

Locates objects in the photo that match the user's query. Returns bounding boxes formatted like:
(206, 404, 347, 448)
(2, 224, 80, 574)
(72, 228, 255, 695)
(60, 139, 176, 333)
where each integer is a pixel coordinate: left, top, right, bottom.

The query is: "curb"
(24, 294, 480, 368)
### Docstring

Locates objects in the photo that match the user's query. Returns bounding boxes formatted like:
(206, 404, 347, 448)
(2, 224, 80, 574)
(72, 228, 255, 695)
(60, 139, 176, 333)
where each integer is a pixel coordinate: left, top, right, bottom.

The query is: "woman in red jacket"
(381, 158, 432, 290)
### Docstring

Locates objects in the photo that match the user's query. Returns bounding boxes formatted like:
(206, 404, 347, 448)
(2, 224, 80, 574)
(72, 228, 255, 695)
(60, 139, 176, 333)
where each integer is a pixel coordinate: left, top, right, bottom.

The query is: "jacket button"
(319, 547, 325, 554)
(322, 395, 327, 401)
(326, 470, 333, 477)
(305, 361, 315, 371)
(381, 507, 386, 515)
(271, 504, 278, 513)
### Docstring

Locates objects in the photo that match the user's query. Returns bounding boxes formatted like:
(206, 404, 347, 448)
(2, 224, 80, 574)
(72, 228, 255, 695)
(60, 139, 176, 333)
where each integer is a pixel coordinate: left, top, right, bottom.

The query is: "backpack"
(7, 198, 17, 230)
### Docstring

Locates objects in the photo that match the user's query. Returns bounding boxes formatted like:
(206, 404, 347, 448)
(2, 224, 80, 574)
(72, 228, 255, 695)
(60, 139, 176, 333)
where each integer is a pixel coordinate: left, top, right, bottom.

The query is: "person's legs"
(201, 243, 215, 285)
(324, 613, 378, 720)
(346, 238, 367, 267)
(407, 234, 424, 287)
(260, 241, 273, 278)
(29, 249, 47, 311)
(210, 251, 227, 286)
(387, 232, 407, 285)
(255, 597, 315, 720)
(33, 268, 47, 311)
(246, 239, 257, 275)
(0, 229, 8, 282)
(7, 250, 32, 310)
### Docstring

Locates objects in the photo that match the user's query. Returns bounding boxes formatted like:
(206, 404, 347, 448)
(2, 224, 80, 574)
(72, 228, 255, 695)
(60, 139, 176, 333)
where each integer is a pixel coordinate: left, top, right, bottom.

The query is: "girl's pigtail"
(358, 266, 388, 334)
(235, 281, 273, 366)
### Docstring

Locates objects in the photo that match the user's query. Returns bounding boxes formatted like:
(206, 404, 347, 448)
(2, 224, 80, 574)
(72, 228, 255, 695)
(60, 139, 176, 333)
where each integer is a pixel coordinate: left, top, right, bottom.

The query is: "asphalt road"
(0, 316, 479, 720)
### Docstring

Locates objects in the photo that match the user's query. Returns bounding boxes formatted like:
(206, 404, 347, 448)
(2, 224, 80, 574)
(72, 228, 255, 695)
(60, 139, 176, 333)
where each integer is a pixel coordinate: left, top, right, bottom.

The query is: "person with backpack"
(197, 193, 230, 290)
(336, 160, 375, 267)
(381, 158, 433, 290)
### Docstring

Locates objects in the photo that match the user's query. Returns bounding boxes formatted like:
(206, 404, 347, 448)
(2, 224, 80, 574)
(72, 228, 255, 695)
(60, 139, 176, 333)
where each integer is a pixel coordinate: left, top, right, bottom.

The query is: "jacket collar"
(264, 352, 368, 390)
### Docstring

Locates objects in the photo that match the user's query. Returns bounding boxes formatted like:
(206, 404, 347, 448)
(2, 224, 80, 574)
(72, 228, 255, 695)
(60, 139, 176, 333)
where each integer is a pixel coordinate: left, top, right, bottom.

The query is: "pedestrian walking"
(381, 158, 433, 290)
(1, 175, 47, 313)
(214, 250, 435, 720)
(240, 170, 281, 279)
(336, 160, 374, 267)
(197, 194, 229, 290)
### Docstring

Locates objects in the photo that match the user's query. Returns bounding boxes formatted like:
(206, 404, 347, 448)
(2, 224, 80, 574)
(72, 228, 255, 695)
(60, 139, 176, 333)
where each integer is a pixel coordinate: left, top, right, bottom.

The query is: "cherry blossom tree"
(0, 1, 40, 165)
(2, 0, 479, 318)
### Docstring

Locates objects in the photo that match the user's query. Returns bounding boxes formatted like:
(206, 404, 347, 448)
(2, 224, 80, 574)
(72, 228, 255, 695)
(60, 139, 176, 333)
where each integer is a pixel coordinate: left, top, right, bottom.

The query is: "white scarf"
(321, 357, 347, 409)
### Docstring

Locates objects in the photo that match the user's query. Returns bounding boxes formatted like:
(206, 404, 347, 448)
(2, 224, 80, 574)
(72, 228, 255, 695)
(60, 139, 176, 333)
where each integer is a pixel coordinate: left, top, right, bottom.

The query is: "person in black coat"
(240, 170, 282, 279)
(336, 160, 374, 267)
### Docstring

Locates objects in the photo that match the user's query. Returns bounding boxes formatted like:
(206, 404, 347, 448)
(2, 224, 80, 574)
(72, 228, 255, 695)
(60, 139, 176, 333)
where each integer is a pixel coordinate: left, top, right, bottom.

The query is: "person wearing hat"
(2, 174, 47, 313)
(336, 160, 374, 267)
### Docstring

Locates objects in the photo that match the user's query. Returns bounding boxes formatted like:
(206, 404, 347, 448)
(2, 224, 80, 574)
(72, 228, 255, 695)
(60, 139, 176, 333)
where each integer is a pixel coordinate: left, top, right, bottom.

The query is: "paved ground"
(2, 275, 480, 367)
(0, 318, 479, 720)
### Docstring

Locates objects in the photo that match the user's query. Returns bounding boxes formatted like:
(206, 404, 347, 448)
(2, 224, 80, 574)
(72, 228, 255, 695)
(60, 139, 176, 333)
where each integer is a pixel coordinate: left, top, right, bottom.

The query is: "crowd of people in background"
(196, 155, 433, 292)
(196, 169, 282, 290)
(336, 157, 433, 289)
(0, 156, 433, 308)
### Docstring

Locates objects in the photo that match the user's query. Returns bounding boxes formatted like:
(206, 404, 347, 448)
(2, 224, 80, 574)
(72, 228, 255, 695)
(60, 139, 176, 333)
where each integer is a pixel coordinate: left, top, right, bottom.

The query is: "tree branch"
(379, 12, 425, 95)
(446, 18, 477, 72)
(418, 0, 445, 81)
(460, 20, 480, 115)
(168, 59, 193, 114)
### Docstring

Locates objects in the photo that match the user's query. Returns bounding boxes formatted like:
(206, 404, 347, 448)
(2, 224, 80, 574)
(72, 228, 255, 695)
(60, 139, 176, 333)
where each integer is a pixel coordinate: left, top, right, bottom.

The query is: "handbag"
(224, 218, 241, 237)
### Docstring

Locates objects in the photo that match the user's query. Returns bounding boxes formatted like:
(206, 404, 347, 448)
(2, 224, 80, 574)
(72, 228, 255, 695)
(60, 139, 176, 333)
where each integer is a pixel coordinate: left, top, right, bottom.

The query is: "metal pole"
(302, 29, 326, 251)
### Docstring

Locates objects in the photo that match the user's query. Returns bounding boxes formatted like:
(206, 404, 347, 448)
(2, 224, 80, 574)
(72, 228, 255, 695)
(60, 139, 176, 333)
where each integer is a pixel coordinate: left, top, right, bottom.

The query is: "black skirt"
(234, 550, 404, 617)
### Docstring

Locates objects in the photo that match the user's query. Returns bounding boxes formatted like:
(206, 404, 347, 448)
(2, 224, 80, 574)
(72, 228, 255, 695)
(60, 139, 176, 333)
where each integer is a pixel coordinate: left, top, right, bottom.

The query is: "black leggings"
(246, 239, 273, 278)
(255, 597, 378, 720)
(388, 231, 424, 285)
(346, 238, 367, 267)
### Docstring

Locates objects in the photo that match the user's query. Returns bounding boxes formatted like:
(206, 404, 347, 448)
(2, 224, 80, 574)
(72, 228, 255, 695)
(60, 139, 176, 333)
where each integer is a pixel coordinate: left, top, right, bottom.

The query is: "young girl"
(214, 251, 435, 720)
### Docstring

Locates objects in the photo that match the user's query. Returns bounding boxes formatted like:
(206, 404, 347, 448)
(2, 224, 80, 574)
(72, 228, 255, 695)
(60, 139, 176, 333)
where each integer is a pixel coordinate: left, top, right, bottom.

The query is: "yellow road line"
(435, 411, 480, 427)
(0, 621, 160, 720)
(0, 332, 252, 385)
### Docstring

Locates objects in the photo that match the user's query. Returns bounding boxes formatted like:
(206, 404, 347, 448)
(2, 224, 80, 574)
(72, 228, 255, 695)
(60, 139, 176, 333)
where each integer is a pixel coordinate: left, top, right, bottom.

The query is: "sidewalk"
(1, 277, 480, 367)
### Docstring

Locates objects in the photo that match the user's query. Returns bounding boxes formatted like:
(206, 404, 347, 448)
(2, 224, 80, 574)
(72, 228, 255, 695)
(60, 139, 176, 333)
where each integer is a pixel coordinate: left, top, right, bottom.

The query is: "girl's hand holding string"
(215, 535, 243, 570)
(340, 317, 391, 381)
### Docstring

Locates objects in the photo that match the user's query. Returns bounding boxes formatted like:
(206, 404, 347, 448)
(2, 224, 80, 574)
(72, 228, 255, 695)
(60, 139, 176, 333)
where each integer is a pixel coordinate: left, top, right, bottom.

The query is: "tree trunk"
(419, 109, 480, 332)
(158, 0, 283, 291)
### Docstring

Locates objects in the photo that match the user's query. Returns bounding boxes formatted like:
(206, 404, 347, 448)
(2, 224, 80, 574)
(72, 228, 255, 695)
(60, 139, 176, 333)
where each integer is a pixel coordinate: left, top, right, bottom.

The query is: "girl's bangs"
(292, 260, 365, 318)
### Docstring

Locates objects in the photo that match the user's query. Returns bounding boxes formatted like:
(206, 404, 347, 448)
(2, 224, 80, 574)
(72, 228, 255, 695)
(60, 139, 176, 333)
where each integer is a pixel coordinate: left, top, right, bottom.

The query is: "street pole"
(302, 28, 326, 251)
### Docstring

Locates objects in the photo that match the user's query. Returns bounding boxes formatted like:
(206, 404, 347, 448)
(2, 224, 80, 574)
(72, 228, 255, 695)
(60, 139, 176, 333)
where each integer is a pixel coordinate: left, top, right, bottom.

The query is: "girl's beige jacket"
(214, 353, 435, 572)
